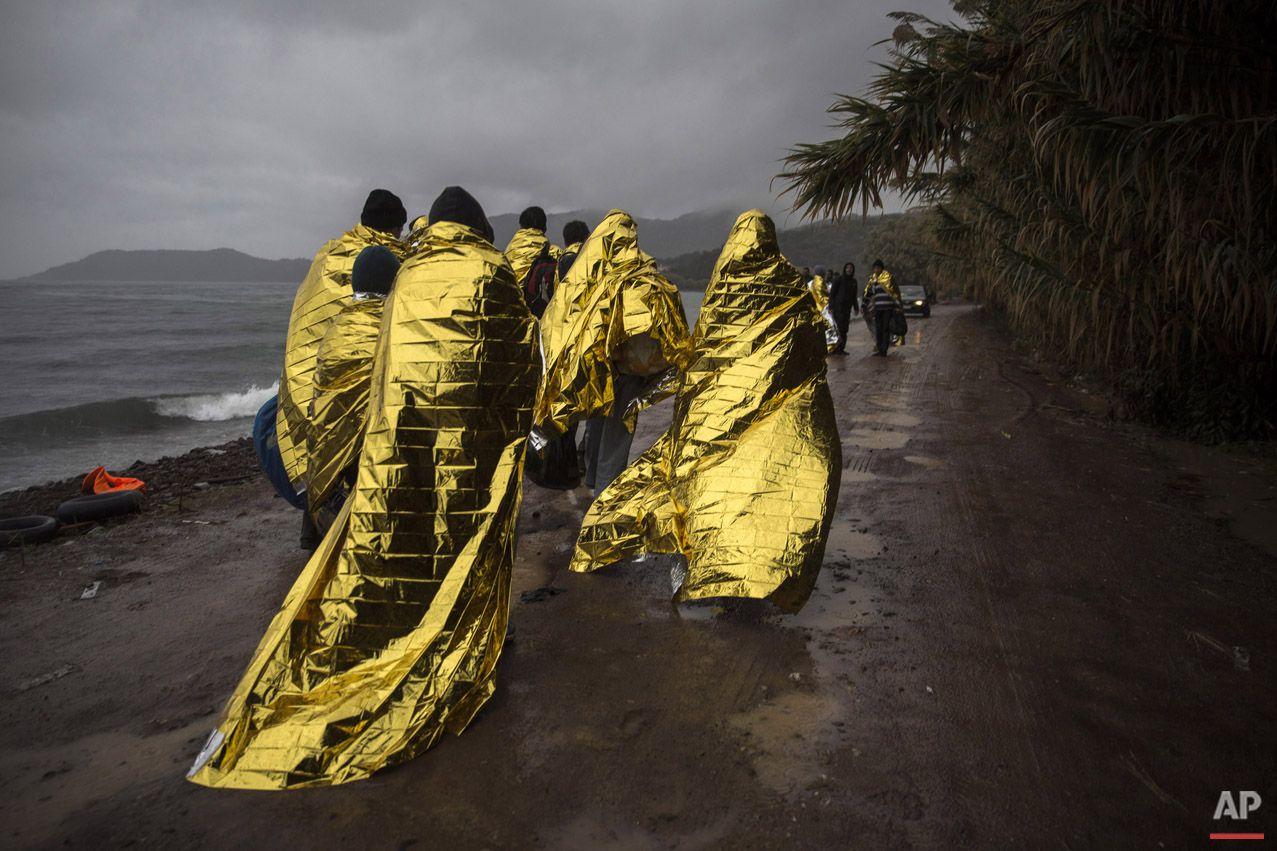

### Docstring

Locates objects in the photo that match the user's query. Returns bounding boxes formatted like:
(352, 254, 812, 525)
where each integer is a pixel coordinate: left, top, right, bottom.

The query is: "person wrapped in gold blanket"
(504, 205, 562, 287)
(305, 245, 401, 535)
(570, 210, 841, 613)
(276, 190, 407, 488)
(534, 209, 692, 495)
(188, 186, 539, 789)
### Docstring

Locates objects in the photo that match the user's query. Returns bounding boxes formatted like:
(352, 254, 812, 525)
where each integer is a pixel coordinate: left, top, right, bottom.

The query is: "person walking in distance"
(863, 259, 901, 356)
(828, 261, 858, 355)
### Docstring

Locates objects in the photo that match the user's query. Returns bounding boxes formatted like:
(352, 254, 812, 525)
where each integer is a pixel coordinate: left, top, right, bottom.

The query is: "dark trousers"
(582, 373, 646, 495)
(875, 308, 894, 354)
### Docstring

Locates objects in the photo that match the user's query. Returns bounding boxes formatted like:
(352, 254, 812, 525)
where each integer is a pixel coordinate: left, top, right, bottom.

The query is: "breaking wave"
(0, 382, 277, 449)
(151, 382, 277, 422)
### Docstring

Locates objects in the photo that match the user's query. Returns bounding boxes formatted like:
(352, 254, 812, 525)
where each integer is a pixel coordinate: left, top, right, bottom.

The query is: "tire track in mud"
(941, 388, 1050, 781)
(777, 308, 1078, 843)
(897, 307, 1132, 843)
(931, 313, 1055, 838)
(944, 328, 1083, 774)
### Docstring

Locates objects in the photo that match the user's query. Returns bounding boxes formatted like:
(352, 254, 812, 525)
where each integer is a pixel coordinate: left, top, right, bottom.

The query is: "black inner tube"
(56, 490, 145, 525)
(0, 515, 59, 547)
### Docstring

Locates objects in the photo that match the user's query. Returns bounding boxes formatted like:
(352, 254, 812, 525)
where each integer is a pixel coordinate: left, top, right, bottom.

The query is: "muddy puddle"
(726, 559, 888, 798)
(728, 690, 841, 794)
(863, 394, 904, 410)
(720, 515, 891, 798)
(841, 429, 911, 450)
(825, 522, 882, 561)
(856, 411, 922, 428)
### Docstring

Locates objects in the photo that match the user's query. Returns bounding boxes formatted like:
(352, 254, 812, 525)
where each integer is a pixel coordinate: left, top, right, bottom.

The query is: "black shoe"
(505, 622, 516, 640)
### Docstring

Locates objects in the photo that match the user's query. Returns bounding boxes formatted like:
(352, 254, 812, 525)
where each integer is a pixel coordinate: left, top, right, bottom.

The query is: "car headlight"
(914, 300, 924, 305)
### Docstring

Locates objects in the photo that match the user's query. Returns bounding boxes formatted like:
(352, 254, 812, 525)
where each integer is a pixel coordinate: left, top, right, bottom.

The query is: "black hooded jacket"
(830, 272, 859, 320)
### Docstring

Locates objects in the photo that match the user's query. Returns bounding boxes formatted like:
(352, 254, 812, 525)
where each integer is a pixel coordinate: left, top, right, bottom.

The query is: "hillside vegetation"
(491, 208, 746, 260)
(661, 218, 887, 290)
(779, 0, 1276, 442)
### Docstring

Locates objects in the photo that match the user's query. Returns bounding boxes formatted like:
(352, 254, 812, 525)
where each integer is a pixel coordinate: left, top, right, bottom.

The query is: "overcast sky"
(0, 0, 956, 279)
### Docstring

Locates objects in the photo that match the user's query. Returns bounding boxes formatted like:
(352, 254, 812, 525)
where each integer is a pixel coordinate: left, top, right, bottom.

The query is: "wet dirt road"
(2, 304, 1273, 849)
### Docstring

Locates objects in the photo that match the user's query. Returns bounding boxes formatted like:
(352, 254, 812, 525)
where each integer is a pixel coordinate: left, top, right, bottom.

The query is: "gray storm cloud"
(0, 0, 955, 278)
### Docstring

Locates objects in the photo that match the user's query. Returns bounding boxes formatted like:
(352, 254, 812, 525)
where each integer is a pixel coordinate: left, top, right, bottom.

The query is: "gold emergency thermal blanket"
(808, 274, 840, 349)
(808, 274, 829, 311)
(504, 227, 561, 286)
(305, 297, 384, 527)
(403, 216, 430, 255)
(276, 225, 405, 484)
(535, 210, 692, 438)
(570, 210, 841, 613)
(188, 221, 539, 790)
(862, 269, 904, 347)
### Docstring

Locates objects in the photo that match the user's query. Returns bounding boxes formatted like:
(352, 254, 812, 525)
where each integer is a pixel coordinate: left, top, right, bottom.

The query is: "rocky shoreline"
(0, 437, 261, 521)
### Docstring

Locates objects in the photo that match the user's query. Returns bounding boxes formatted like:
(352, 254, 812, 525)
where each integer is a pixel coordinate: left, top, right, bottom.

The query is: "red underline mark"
(1210, 835, 1264, 840)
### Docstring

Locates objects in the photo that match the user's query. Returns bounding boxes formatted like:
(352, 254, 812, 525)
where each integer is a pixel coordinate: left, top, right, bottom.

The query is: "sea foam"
(152, 382, 278, 422)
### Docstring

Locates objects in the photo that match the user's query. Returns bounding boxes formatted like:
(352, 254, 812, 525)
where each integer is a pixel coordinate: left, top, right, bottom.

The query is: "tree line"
(778, 0, 1276, 442)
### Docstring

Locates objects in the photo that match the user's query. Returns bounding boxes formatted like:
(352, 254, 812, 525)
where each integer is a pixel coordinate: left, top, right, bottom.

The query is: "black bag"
(890, 310, 908, 338)
(523, 247, 558, 318)
(526, 432, 581, 490)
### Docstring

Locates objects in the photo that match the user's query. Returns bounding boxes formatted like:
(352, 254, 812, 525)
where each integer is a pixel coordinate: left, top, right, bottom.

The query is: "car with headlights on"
(899, 283, 930, 317)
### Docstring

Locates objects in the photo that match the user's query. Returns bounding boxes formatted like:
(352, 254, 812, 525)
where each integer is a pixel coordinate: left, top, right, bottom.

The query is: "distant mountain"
(21, 210, 892, 287)
(492, 207, 891, 290)
(20, 211, 749, 283)
(24, 248, 310, 282)
(490, 208, 747, 259)
(659, 216, 897, 291)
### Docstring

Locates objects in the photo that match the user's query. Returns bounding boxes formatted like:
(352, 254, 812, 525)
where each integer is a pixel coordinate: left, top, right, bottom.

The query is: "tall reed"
(779, 0, 1276, 440)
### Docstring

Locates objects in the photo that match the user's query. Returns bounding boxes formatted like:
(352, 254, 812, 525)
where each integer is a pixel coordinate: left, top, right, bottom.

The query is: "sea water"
(0, 280, 293, 492)
(0, 281, 706, 492)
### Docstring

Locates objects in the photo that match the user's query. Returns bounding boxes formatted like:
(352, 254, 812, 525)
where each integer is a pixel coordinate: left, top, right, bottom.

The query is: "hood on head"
(427, 186, 494, 242)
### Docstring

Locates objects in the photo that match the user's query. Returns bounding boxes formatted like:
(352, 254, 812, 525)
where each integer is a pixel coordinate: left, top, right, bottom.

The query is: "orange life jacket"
(82, 466, 147, 494)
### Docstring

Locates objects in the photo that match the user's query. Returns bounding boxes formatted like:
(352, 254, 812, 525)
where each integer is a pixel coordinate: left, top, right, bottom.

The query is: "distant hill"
(21, 211, 897, 287)
(490, 208, 746, 259)
(659, 216, 898, 291)
(24, 248, 310, 282)
(21, 211, 749, 283)
(493, 208, 895, 290)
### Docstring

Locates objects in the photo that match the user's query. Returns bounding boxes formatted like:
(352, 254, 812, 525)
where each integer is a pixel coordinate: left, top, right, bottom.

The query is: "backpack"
(252, 394, 306, 510)
(523, 247, 558, 318)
